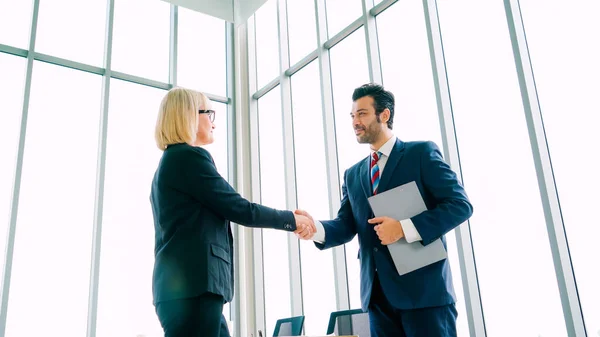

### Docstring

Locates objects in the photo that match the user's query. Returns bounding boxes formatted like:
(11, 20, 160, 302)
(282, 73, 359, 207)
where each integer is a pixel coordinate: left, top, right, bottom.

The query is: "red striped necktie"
(371, 151, 382, 194)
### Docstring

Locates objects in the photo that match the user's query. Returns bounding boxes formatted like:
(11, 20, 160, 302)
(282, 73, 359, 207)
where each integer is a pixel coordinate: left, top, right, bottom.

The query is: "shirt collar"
(372, 135, 397, 158)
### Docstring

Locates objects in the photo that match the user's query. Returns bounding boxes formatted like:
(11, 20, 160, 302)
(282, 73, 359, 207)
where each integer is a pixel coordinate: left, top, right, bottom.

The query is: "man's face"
(351, 96, 384, 144)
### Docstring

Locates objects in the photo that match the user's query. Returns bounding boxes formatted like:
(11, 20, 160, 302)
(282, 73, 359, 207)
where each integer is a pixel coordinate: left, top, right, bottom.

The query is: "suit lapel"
(359, 156, 372, 199)
(377, 139, 405, 194)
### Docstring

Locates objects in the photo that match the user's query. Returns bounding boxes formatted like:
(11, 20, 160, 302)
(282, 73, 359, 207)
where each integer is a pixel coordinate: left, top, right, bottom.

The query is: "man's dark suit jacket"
(150, 143, 297, 305)
(316, 139, 473, 311)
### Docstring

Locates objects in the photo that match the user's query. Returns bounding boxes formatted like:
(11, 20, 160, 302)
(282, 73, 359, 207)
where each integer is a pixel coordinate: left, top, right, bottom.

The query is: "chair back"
(273, 315, 305, 336)
(326, 309, 370, 337)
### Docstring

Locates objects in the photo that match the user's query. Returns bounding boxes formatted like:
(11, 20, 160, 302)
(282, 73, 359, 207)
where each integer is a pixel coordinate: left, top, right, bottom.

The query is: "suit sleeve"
(315, 170, 357, 250)
(411, 141, 473, 245)
(164, 146, 296, 231)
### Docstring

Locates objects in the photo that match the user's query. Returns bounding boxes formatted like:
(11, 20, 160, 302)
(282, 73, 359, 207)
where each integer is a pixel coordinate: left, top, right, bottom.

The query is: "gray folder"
(367, 181, 447, 275)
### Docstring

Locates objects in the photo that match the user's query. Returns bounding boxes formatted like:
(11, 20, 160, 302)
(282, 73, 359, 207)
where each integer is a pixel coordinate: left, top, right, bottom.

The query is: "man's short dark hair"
(352, 83, 395, 129)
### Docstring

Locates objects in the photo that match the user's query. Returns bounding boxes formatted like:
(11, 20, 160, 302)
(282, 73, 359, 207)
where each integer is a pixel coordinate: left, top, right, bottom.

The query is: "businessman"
(296, 83, 473, 337)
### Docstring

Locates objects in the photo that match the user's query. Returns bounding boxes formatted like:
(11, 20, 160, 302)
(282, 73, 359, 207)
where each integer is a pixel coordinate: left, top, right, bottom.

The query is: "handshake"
(292, 209, 316, 240)
(292, 210, 406, 245)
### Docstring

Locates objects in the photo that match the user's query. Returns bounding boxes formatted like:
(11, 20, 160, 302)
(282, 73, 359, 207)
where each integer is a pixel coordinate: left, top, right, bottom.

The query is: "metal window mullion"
(422, 1, 486, 336)
(0, 43, 28, 57)
(314, 0, 350, 311)
(233, 19, 257, 337)
(110, 71, 171, 90)
(323, 17, 364, 50)
(33, 52, 105, 75)
(246, 15, 266, 337)
(370, 0, 398, 16)
(169, 4, 178, 87)
(277, 0, 303, 319)
(362, 0, 383, 84)
(285, 49, 318, 77)
(0, 0, 40, 334)
(503, 1, 586, 336)
(86, 0, 115, 336)
(225, 19, 241, 337)
(253, 77, 281, 100)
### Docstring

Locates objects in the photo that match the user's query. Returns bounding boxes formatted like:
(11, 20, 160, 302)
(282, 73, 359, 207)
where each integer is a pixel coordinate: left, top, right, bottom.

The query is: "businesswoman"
(151, 87, 313, 337)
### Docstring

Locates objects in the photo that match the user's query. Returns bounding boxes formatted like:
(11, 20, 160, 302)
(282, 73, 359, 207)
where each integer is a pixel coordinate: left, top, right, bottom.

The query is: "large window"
(5, 62, 102, 337)
(0, 54, 26, 280)
(377, 2, 468, 335)
(177, 7, 227, 97)
(36, 0, 107, 66)
(325, 0, 362, 38)
(438, 1, 567, 336)
(519, 1, 600, 334)
(0, 0, 33, 49)
(254, 0, 280, 89)
(95, 80, 165, 337)
(112, 0, 170, 81)
(377, 3, 441, 145)
(0, 2, 232, 336)
(258, 87, 292, 336)
(286, 0, 317, 66)
(329, 29, 370, 309)
(291, 61, 336, 334)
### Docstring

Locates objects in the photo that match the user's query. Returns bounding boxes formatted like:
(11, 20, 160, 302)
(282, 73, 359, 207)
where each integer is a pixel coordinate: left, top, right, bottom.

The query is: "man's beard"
(356, 117, 382, 144)
(356, 125, 380, 144)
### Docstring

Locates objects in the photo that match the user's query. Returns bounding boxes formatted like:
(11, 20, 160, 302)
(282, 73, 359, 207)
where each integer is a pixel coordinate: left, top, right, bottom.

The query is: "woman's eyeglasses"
(198, 109, 216, 122)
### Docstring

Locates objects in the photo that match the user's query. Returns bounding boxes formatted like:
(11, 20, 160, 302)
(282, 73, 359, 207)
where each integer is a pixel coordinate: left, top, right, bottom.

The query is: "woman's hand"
(293, 213, 315, 240)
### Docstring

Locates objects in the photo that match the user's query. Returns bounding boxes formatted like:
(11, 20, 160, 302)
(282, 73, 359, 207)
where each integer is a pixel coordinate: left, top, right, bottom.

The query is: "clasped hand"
(293, 210, 316, 240)
(291, 212, 405, 245)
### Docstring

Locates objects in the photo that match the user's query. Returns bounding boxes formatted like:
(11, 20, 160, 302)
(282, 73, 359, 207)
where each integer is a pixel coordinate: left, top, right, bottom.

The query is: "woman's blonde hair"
(155, 87, 211, 150)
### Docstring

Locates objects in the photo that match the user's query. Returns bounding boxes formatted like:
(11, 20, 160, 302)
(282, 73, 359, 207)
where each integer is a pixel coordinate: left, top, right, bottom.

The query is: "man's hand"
(368, 216, 405, 245)
(294, 209, 315, 240)
(293, 212, 315, 240)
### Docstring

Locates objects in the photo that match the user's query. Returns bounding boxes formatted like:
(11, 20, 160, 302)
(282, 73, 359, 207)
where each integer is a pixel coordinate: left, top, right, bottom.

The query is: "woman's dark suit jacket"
(150, 143, 297, 305)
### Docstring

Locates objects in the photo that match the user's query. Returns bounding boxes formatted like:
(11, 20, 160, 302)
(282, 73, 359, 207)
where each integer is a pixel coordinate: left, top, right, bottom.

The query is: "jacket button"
(373, 247, 378, 252)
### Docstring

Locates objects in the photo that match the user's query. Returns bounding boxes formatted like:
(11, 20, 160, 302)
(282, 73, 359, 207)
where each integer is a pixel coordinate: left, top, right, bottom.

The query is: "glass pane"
(0, 0, 33, 48)
(202, 102, 229, 180)
(377, 3, 440, 144)
(0, 54, 26, 276)
(377, 3, 468, 336)
(329, 29, 369, 309)
(255, 0, 280, 89)
(223, 303, 231, 325)
(325, 0, 362, 38)
(5, 61, 102, 337)
(286, 0, 317, 66)
(291, 61, 336, 335)
(437, 1, 567, 336)
(258, 87, 290, 336)
(36, 0, 107, 66)
(95, 80, 165, 337)
(520, 1, 600, 334)
(112, 0, 170, 81)
(177, 8, 226, 96)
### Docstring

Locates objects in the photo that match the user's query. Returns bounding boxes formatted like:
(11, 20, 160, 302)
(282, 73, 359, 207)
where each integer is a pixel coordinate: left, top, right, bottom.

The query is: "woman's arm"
(161, 145, 297, 231)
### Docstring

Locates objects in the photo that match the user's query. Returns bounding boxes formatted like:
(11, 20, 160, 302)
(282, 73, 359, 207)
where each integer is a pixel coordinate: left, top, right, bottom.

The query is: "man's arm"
(316, 171, 358, 249)
(295, 170, 358, 248)
(411, 141, 473, 245)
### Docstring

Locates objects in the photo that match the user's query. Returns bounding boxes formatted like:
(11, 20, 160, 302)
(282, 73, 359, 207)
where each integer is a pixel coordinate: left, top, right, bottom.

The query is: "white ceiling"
(160, 0, 268, 25)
